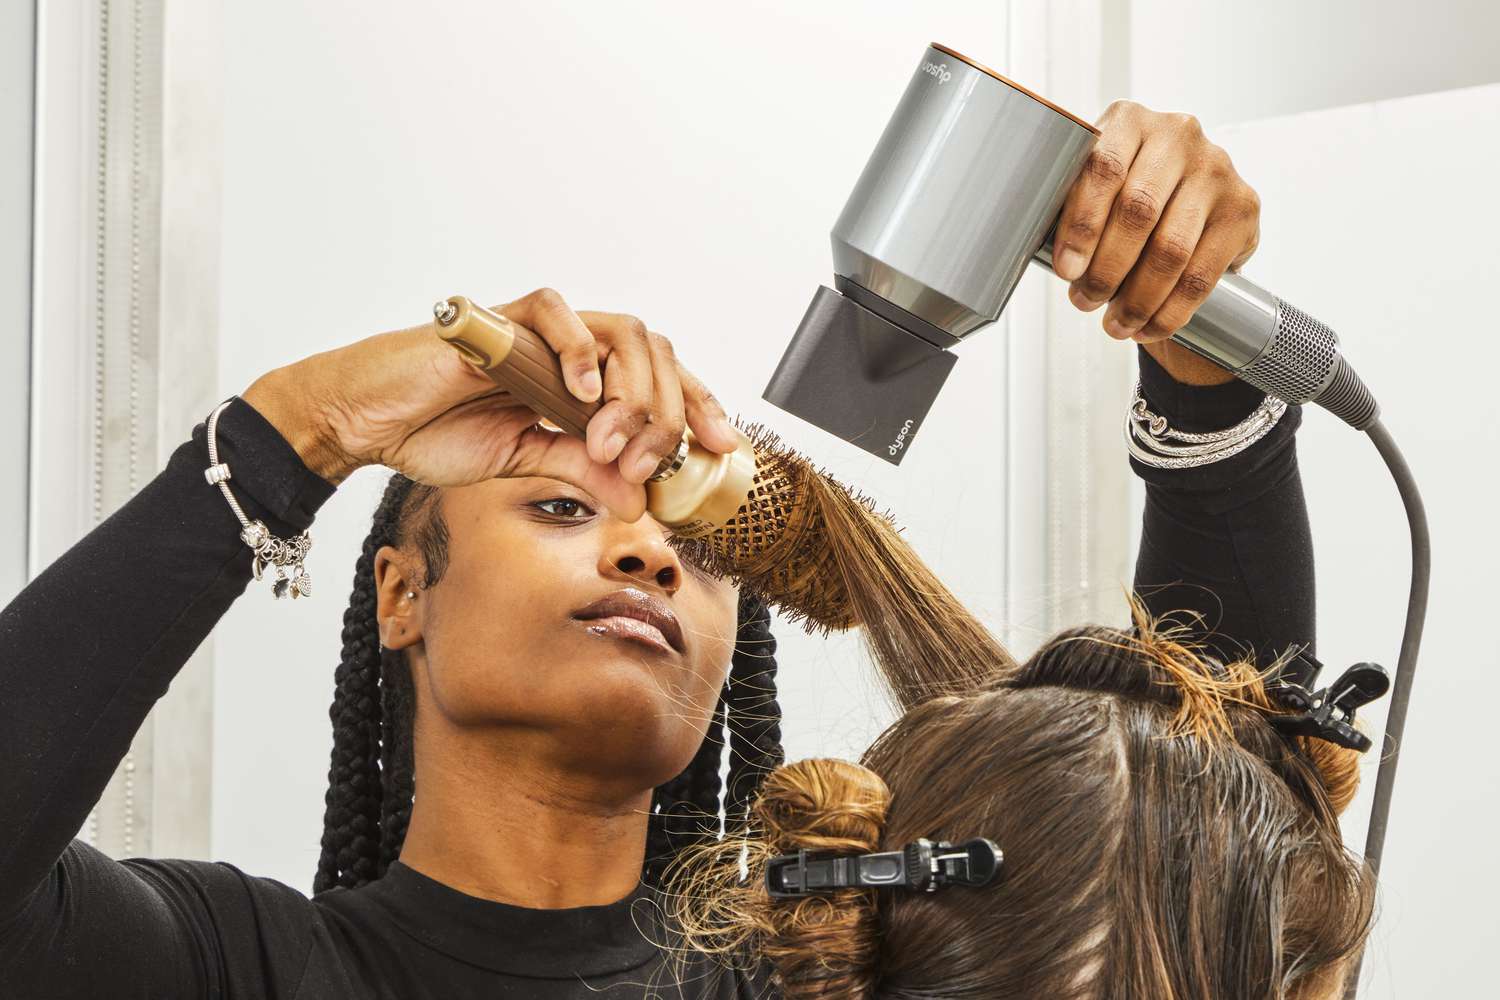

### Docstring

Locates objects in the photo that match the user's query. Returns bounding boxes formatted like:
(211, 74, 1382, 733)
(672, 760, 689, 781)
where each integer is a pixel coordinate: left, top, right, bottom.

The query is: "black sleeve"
(0, 396, 336, 996)
(1130, 347, 1314, 667)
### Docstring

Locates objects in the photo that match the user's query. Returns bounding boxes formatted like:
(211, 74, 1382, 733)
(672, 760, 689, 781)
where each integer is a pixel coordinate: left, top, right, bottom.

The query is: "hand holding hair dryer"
(764, 43, 1377, 465)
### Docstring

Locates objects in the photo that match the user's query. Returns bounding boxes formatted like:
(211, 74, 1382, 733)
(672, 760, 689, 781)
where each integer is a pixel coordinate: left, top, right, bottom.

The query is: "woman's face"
(374, 477, 738, 791)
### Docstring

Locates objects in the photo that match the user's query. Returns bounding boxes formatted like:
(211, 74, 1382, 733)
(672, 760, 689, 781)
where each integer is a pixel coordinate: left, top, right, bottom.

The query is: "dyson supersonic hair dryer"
(765, 43, 1378, 464)
(767, 45, 1426, 998)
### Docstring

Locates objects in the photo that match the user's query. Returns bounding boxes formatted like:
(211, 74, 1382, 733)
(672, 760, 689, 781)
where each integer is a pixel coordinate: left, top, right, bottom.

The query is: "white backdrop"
(211, 0, 1020, 893)
(1208, 84, 1500, 999)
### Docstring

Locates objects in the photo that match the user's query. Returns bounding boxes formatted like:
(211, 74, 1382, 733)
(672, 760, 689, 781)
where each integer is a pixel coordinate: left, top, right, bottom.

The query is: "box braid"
(313, 473, 785, 894)
(724, 596, 783, 829)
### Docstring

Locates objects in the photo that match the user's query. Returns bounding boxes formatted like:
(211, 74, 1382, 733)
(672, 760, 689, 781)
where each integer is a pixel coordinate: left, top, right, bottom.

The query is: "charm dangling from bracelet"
(242, 520, 314, 599)
(205, 399, 316, 600)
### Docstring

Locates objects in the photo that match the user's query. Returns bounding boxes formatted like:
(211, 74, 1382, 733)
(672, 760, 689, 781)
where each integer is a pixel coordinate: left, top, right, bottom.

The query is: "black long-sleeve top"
(0, 349, 1309, 999)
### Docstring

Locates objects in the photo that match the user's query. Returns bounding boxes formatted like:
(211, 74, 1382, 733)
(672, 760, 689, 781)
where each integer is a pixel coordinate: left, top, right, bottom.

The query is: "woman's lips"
(572, 588, 685, 654)
(581, 615, 677, 654)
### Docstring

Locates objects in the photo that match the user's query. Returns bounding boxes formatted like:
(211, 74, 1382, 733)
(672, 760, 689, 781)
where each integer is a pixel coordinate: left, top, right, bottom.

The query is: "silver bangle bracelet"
(1125, 381, 1286, 470)
(205, 399, 313, 599)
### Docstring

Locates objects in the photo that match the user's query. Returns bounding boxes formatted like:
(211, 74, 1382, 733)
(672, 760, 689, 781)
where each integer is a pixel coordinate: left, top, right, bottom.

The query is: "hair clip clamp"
(1268, 660, 1390, 752)
(766, 837, 1002, 899)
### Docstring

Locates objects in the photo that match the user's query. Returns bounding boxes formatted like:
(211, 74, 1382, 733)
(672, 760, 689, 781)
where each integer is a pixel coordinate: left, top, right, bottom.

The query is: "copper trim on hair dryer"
(433, 296, 756, 538)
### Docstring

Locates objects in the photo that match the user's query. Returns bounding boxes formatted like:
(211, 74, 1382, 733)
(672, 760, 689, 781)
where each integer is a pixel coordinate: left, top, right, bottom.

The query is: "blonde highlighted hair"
(669, 606, 1372, 999)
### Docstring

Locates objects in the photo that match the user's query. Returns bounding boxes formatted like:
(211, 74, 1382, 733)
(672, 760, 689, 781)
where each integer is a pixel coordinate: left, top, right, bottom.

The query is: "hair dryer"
(765, 43, 1378, 465)
(767, 44, 1426, 998)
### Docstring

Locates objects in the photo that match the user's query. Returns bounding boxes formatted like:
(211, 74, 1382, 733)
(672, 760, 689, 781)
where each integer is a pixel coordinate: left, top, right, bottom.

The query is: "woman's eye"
(533, 497, 594, 519)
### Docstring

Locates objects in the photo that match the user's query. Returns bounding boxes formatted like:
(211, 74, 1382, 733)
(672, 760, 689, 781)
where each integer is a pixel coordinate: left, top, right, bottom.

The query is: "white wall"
(1130, 0, 1500, 125)
(1201, 84, 1500, 999)
(211, 0, 1015, 893)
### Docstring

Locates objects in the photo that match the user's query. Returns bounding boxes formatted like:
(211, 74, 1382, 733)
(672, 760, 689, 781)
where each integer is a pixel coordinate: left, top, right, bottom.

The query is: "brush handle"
(435, 294, 759, 539)
(433, 296, 599, 439)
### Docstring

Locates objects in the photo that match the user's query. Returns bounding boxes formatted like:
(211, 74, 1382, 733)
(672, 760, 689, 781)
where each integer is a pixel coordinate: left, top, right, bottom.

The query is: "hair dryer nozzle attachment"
(764, 286, 958, 465)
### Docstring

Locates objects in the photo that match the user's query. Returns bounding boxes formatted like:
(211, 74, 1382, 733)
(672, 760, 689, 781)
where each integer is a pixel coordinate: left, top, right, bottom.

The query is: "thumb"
(510, 426, 647, 522)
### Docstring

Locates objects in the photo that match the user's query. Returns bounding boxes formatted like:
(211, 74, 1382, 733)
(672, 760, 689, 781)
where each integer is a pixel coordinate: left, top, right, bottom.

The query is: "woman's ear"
(373, 544, 424, 650)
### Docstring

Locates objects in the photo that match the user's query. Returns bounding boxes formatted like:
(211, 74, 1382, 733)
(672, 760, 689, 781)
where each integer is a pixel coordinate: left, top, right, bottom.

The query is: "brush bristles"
(673, 423, 860, 632)
(673, 424, 1016, 708)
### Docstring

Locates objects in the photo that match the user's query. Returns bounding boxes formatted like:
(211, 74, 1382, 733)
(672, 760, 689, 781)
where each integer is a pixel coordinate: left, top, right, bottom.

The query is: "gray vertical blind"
(80, 0, 167, 859)
(1, 1, 35, 605)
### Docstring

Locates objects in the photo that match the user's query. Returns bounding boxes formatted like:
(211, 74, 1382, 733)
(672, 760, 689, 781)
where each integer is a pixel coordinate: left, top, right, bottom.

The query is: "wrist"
(1137, 345, 1277, 434)
(1140, 338, 1235, 387)
(241, 366, 360, 486)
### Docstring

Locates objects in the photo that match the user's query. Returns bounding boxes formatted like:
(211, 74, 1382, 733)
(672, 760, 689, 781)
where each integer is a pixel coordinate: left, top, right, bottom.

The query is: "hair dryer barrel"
(831, 44, 1100, 344)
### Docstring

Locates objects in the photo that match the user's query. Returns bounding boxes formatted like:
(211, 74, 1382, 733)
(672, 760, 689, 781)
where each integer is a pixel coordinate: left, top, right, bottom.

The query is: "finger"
(617, 332, 686, 485)
(1101, 181, 1209, 340)
(1071, 128, 1189, 315)
(1133, 213, 1254, 343)
(1051, 102, 1143, 282)
(1229, 213, 1260, 272)
(1220, 160, 1261, 273)
(498, 288, 603, 404)
(576, 312, 654, 466)
(511, 425, 647, 522)
(677, 363, 739, 454)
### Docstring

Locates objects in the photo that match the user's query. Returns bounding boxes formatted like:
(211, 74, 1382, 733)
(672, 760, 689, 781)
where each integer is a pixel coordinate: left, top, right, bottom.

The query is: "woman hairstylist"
(0, 100, 1266, 999)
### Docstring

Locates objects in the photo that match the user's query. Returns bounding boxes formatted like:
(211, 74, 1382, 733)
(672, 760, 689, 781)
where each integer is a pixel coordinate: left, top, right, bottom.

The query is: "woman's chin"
(558, 668, 716, 782)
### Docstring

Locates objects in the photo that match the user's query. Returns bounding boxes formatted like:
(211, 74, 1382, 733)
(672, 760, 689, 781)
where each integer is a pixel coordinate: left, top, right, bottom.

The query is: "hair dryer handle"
(1031, 241, 1378, 429)
(432, 296, 601, 439)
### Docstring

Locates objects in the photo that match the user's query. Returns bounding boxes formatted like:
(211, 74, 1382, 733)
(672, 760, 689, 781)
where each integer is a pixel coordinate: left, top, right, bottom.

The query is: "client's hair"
(671, 611, 1373, 1000)
(313, 472, 786, 893)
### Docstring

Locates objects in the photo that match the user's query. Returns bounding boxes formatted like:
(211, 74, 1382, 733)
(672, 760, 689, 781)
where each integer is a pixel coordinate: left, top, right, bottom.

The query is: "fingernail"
(1103, 315, 1140, 340)
(1068, 286, 1105, 312)
(604, 431, 629, 462)
(1054, 248, 1086, 281)
(631, 452, 661, 482)
(578, 370, 602, 402)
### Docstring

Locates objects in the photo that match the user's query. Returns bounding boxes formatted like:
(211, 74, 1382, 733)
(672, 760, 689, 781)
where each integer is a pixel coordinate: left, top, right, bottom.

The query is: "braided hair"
(313, 472, 784, 893)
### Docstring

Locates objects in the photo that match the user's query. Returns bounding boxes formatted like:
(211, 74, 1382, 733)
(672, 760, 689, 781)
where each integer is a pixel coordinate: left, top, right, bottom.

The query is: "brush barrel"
(434, 296, 757, 537)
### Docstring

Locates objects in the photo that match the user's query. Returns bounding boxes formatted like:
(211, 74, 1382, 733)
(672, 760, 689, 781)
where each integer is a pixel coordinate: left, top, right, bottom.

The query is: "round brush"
(432, 295, 859, 631)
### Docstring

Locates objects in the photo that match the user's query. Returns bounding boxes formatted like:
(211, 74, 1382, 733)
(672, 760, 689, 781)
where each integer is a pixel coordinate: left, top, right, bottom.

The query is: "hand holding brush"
(435, 295, 1016, 705)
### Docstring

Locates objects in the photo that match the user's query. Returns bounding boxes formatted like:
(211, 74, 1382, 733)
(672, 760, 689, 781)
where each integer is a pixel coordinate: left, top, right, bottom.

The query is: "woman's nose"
(599, 521, 682, 593)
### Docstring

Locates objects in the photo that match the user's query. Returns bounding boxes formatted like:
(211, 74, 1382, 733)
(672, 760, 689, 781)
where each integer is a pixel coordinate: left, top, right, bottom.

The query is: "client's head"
(672, 617, 1372, 999)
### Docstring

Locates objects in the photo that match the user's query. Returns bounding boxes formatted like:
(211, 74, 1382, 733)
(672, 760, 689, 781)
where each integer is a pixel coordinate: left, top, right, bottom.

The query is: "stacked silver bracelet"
(205, 399, 313, 599)
(1125, 381, 1286, 469)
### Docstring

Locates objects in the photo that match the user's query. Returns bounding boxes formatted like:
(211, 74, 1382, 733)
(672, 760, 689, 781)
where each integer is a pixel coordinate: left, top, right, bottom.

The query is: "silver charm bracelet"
(1125, 381, 1287, 470)
(205, 399, 313, 599)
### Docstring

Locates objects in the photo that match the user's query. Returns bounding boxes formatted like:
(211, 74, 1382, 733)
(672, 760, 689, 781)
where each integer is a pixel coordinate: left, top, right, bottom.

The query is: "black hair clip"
(765, 837, 1002, 899)
(1268, 657, 1390, 753)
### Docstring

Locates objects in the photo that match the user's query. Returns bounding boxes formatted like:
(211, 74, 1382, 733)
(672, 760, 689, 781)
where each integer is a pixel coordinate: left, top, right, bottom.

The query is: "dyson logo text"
(888, 419, 915, 456)
(922, 62, 953, 85)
